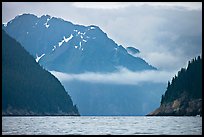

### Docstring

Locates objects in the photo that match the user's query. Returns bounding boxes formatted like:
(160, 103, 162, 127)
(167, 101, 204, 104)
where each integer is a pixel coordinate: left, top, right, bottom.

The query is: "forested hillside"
(161, 56, 202, 104)
(2, 30, 79, 116)
(148, 56, 202, 116)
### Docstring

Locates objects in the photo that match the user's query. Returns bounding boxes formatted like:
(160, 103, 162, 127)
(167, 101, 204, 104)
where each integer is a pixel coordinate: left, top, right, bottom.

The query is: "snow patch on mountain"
(64, 34, 73, 42)
(87, 26, 96, 31)
(3, 23, 7, 27)
(44, 17, 52, 28)
(82, 39, 87, 42)
(52, 46, 57, 51)
(35, 53, 45, 62)
(45, 24, 50, 28)
(58, 34, 73, 47)
(58, 41, 64, 47)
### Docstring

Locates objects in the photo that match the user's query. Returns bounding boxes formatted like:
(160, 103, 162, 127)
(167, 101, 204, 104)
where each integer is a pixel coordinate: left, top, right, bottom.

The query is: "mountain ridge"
(3, 13, 164, 116)
(3, 13, 156, 74)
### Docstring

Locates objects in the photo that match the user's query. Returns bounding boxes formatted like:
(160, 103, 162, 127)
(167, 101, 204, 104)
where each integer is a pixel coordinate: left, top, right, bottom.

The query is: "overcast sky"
(2, 2, 202, 72)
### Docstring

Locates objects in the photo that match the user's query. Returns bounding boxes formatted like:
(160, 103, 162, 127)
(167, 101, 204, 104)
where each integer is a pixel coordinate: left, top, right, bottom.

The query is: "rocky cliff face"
(2, 106, 79, 116)
(147, 96, 202, 116)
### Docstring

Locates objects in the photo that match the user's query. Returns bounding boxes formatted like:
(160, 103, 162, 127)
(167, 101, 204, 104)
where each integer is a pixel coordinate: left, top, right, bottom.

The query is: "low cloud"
(50, 68, 177, 85)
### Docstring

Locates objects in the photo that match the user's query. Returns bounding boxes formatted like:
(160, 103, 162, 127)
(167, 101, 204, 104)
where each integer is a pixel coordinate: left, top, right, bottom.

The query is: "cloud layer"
(50, 68, 177, 85)
(72, 2, 202, 10)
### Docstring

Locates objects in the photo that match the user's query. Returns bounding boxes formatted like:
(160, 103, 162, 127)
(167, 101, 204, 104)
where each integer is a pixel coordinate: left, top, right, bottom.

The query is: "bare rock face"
(147, 97, 202, 116)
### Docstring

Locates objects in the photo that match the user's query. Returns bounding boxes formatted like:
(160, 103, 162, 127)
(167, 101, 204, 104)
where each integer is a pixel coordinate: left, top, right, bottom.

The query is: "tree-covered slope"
(147, 56, 202, 116)
(2, 30, 79, 116)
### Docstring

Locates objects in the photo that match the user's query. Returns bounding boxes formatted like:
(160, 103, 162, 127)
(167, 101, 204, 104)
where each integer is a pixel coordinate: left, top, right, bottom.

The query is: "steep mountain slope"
(2, 13, 155, 73)
(147, 56, 202, 116)
(2, 30, 79, 116)
(2, 14, 165, 116)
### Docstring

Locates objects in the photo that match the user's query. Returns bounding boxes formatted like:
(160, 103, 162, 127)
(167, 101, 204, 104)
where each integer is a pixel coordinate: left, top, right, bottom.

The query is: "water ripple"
(2, 116, 202, 135)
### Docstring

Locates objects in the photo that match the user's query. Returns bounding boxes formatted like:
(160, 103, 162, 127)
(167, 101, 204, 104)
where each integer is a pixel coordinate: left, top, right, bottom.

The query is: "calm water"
(2, 116, 202, 135)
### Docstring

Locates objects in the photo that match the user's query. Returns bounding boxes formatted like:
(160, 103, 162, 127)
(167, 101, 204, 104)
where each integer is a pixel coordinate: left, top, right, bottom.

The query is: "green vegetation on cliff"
(161, 56, 202, 105)
(148, 56, 202, 116)
(2, 30, 79, 116)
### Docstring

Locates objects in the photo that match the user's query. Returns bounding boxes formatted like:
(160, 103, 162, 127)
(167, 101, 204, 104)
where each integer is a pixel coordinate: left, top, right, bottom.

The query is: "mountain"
(3, 13, 165, 116)
(2, 30, 79, 116)
(147, 56, 202, 116)
(2, 13, 155, 73)
(61, 81, 166, 116)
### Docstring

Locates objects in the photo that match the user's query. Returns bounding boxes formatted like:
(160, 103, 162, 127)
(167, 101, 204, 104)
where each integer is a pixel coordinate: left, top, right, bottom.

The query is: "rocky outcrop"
(147, 97, 202, 116)
(2, 105, 79, 116)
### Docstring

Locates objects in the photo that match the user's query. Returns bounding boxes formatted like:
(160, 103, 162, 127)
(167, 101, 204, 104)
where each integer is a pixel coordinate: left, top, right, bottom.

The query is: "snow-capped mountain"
(2, 14, 165, 116)
(3, 13, 155, 73)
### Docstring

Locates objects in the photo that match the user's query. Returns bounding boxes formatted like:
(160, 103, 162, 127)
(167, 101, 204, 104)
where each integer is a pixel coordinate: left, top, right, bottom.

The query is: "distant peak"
(5, 13, 38, 25)
(15, 13, 37, 18)
(14, 13, 51, 20)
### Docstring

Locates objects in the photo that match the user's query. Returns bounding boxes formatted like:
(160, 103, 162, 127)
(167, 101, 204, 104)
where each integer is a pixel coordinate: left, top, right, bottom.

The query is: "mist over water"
(2, 116, 202, 135)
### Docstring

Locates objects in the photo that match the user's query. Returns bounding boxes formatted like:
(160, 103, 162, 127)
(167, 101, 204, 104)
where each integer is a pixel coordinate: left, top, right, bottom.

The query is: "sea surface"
(2, 116, 202, 135)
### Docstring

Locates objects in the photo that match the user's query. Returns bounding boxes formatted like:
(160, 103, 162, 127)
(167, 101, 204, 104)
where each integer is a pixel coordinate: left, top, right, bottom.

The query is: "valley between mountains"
(2, 13, 202, 116)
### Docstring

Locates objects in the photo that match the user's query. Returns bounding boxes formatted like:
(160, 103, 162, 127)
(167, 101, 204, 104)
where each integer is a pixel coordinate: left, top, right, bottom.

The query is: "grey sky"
(2, 2, 202, 72)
